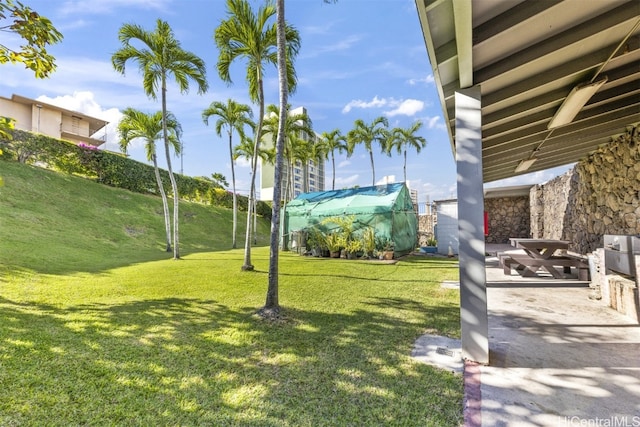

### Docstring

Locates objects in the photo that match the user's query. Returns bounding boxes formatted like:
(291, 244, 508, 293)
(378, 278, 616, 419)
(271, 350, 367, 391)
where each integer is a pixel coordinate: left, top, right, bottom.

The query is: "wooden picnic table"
(504, 238, 576, 279)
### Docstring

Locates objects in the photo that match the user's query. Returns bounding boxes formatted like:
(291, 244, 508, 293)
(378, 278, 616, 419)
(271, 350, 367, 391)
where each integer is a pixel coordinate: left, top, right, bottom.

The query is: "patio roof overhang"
(415, 0, 640, 183)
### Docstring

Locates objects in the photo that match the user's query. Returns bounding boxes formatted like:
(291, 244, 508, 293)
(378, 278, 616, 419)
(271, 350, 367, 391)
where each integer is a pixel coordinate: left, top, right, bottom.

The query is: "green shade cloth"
(284, 183, 418, 255)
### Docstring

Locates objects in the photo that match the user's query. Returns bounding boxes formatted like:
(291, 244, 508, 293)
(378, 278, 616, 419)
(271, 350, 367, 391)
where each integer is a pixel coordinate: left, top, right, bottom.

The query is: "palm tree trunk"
(369, 150, 376, 186)
(264, 0, 287, 312)
(253, 189, 257, 245)
(161, 76, 180, 260)
(403, 149, 407, 183)
(242, 78, 264, 271)
(229, 131, 237, 249)
(152, 154, 172, 252)
(331, 152, 336, 190)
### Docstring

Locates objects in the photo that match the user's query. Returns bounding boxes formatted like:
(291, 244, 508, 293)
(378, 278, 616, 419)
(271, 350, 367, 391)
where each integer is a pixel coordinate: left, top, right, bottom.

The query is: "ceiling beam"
(475, 2, 639, 83)
(481, 41, 637, 108)
(484, 93, 640, 143)
(483, 108, 640, 159)
(473, 0, 564, 45)
(452, 0, 473, 88)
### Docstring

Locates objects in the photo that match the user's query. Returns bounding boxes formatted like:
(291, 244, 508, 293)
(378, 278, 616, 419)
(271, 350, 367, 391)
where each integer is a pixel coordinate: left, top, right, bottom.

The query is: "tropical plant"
(202, 99, 254, 249)
(361, 227, 376, 257)
(112, 18, 208, 260)
(117, 108, 182, 253)
(324, 232, 344, 255)
(321, 215, 360, 258)
(426, 237, 437, 247)
(216, 0, 299, 272)
(375, 236, 394, 252)
(0, 0, 63, 78)
(319, 129, 347, 190)
(347, 116, 389, 186)
(306, 227, 327, 255)
(344, 238, 362, 258)
(0, 116, 14, 141)
(388, 121, 427, 183)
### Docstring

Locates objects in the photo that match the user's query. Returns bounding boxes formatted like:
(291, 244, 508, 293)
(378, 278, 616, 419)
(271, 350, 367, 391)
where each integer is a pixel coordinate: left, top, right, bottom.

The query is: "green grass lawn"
(0, 161, 463, 426)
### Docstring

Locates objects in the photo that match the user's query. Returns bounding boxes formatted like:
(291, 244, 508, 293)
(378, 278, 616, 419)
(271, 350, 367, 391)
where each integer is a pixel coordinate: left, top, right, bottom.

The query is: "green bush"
(1, 130, 271, 219)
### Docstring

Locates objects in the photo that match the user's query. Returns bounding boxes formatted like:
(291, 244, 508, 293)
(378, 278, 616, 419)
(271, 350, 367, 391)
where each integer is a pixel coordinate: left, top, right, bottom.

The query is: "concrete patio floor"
(464, 249, 640, 426)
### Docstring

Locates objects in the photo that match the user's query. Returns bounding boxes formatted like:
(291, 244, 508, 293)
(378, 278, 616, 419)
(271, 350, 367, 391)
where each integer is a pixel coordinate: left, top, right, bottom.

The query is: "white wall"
(435, 200, 459, 255)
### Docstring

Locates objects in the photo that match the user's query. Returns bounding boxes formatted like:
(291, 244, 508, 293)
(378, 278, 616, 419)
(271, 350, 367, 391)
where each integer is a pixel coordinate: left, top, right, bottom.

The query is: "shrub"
(0, 130, 271, 219)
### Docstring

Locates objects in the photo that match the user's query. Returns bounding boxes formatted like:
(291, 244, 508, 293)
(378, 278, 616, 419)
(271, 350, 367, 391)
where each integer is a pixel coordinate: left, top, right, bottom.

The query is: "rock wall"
(485, 196, 530, 243)
(530, 126, 640, 254)
(417, 213, 436, 246)
(530, 185, 544, 238)
(530, 170, 573, 240)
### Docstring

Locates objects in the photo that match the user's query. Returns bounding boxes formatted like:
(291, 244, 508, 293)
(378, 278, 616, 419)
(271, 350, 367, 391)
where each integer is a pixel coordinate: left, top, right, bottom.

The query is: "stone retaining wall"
(485, 196, 530, 243)
(530, 126, 640, 254)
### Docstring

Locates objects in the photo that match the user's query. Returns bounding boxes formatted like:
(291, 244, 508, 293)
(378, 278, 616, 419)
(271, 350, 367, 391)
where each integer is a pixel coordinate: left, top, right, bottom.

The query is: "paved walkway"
(466, 253, 640, 426)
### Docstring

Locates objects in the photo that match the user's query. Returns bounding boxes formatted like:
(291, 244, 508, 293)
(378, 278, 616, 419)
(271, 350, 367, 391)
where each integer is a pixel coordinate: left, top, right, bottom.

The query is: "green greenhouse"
(283, 183, 418, 256)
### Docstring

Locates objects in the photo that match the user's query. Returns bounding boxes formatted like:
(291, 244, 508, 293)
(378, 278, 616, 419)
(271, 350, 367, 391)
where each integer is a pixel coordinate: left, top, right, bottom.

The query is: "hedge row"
(0, 130, 272, 219)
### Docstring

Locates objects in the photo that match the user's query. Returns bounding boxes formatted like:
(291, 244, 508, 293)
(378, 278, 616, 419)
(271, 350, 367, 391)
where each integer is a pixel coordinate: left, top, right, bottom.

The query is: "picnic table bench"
(500, 239, 589, 280)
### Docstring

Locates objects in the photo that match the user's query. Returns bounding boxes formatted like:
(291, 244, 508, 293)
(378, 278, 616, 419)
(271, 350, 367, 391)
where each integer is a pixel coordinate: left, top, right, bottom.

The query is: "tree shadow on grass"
(0, 296, 463, 426)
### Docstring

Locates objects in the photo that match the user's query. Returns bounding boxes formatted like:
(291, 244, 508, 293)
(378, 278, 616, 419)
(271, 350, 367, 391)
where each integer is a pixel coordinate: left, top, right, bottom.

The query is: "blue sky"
(1, 0, 569, 202)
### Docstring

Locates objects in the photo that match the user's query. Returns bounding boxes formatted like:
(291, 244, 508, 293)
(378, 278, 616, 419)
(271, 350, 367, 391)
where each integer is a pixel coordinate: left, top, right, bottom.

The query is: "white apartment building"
(259, 106, 325, 202)
(0, 94, 108, 147)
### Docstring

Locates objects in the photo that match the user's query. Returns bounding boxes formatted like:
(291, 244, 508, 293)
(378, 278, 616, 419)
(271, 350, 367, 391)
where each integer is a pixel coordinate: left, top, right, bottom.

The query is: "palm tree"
(319, 129, 347, 190)
(117, 108, 182, 252)
(388, 121, 427, 183)
(263, 0, 294, 314)
(347, 116, 389, 186)
(233, 133, 275, 166)
(211, 172, 229, 188)
(262, 104, 313, 201)
(234, 132, 274, 246)
(112, 19, 208, 260)
(202, 99, 254, 249)
(216, 0, 300, 271)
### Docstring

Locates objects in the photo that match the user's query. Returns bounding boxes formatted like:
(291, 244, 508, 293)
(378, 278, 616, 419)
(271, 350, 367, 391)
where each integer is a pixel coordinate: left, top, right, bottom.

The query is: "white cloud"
(342, 96, 425, 117)
(235, 156, 252, 168)
(420, 115, 447, 131)
(384, 99, 424, 117)
(337, 159, 351, 168)
(302, 34, 363, 58)
(408, 75, 435, 86)
(421, 182, 457, 201)
(335, 174, 359, 188)
(342, 95, 387, 114)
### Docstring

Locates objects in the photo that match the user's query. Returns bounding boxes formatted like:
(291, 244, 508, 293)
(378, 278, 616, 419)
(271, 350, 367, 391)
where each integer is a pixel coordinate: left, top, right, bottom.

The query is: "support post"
(455, 86, 489, 364)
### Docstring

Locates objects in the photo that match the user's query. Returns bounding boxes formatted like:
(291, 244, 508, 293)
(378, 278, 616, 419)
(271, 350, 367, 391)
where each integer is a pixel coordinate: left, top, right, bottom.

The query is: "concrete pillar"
(455, 86, 489, 364)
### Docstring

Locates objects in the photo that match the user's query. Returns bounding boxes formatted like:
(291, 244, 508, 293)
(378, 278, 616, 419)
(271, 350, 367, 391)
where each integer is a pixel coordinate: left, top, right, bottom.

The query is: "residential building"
(259, 106, 325, 201)
(0, 94, 108, 147)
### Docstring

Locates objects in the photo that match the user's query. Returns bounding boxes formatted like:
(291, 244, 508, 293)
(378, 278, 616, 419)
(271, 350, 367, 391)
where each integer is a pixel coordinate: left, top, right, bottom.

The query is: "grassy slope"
(0, 161, 463, 426)
(0, 160, 270, 276)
